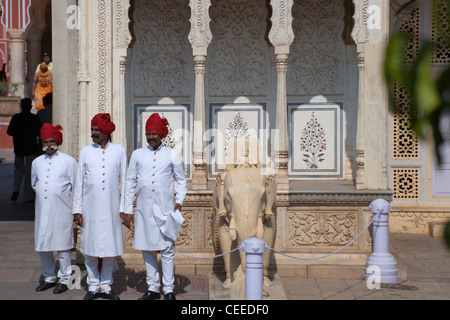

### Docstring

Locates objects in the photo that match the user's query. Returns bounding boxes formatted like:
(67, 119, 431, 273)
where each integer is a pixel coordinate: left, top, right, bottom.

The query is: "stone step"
(429, 222, 447, 238)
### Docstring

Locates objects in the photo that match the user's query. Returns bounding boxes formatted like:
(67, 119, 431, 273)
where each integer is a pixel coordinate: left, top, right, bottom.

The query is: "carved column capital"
(7, 28, 28, 41)
(194, 55, 207, 74)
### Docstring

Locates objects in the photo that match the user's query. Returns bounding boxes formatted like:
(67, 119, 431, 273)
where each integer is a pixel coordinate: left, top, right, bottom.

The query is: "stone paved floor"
(1, 148, 449, 301)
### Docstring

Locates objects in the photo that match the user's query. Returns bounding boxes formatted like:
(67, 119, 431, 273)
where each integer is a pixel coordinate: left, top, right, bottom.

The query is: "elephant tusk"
(229, 228, 237, 241)
(229, 217, 237, 241)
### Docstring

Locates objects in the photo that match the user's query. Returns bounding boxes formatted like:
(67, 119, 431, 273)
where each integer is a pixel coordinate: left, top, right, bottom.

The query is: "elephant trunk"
(230, 214, 264, 243)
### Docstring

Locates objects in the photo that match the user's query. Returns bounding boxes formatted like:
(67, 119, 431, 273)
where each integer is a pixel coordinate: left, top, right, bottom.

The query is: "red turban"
(145, 113, 169, 138)
(41, 123, 63, 145)
(91, 113, 115, 134)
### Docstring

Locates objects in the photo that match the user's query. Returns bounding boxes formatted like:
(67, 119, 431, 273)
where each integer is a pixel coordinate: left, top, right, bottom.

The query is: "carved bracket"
(188, 0, 212, 50)
(268, 0, 295, 47)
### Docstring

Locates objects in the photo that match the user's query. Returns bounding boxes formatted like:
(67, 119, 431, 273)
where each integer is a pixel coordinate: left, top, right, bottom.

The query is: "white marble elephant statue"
(211, 139, 277, 295)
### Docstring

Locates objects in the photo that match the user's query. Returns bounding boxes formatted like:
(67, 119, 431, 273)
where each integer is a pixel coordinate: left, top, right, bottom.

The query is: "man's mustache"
(91, 134, 99, 139)
(42, 145, 58, 152)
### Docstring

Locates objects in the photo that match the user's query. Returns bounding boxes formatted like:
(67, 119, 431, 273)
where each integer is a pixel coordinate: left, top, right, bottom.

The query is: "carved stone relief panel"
(287, 0, 345, 96)
(287, 209, 359, 249)
(132, 0, 192, 97)
(175, 210, 193, 248)
(207, 0, 269, 97)
(174, 207, 214, 250)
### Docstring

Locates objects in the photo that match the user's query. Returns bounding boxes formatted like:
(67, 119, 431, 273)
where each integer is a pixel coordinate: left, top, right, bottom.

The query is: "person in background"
(32, 63, 52, 111)
(35, 53, 52, 74)
(7, 98, 42, 203)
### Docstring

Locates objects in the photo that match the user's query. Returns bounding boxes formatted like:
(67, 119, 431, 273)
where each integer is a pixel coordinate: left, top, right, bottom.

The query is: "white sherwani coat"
(72, 142, 127, 257)
(124, 145, 187, 251)
(32, 151, 77, 252)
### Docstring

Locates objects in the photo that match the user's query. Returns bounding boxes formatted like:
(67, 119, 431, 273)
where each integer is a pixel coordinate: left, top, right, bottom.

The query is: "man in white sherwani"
(73, 113, 127, 300)
(123, 113, 187, 300)
(32, 123, 77, 294)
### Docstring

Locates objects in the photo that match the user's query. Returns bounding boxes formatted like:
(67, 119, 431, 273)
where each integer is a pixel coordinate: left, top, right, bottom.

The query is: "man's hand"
(121, 213, 134, 230)
(73, 213, 84, 227)
(174, 203, 182, 212)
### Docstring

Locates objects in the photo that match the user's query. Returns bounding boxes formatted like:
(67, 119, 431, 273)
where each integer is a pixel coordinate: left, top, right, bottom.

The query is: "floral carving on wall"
(133, 0, 191, 97)
(208, 0, 268, 96)
(287, 0, 345, 95)
(289, 211, 356, 246)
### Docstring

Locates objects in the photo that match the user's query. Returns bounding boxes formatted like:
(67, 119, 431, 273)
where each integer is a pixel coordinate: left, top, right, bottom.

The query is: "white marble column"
(77, 0, 92, 151)
(268, 0, 294, 191)
(189, 0, 212, 190)
(351, 0, 390, 190)
(355, 49, 366, 189)
(7, 29, 28, 98)
(192, 52, 208, 190)
(274, 46, 290, 190)
(112, 0, 132, 152)
(52, 0, 79, 157)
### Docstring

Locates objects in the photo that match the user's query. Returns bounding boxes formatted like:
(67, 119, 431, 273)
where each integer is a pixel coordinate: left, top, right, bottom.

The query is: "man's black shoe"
(100, 292, 120, 300)
(83, 291, 99, 300)
(35, 281, 56, 292)
(138, 291, 160, 300)
(11, 191, 19, 201)
(164, 292, 176, 300)
(53, 283, 68, 294)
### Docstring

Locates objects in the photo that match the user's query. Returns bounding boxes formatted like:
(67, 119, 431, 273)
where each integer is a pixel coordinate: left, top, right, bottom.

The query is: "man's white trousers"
(142, 244, 175, 295)
(85, 255, 116, 293)
(38, 250, 71, 284)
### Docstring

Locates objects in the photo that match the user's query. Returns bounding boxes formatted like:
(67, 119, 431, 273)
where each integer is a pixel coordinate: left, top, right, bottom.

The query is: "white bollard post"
(241, 237, 266, 300)
(365, 199, 398, 284)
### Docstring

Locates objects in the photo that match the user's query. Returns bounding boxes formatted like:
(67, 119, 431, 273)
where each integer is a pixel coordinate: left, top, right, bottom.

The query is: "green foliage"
(384, 0, 450, 249)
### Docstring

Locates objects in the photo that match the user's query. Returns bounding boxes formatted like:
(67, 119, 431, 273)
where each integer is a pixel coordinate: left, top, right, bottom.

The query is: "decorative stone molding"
(183, 191, 213, 207)
(182, 189, 393, 207)
(351, 0, 369, 45)
(77, 72, 92, 83)
(114, 0, 132, 49)
(390, 207, 450, 234)
(289, 191, 393, 206)
(97, 0, 112, 113)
